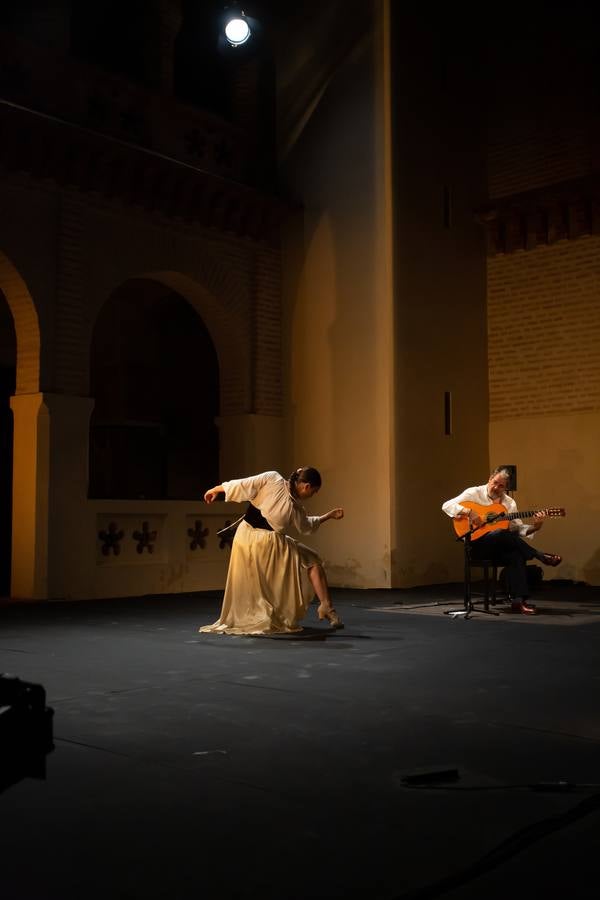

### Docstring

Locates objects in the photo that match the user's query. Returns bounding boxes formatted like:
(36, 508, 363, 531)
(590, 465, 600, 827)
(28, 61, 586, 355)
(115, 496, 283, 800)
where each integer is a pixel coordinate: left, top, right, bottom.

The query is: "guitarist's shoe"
(511, 599, 537, 615)
(541, 553, 562, 567)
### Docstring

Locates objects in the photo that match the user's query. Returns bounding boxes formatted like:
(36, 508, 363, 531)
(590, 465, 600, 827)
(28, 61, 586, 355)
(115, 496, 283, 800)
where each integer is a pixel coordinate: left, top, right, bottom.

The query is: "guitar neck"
(505, 509, 541, 521)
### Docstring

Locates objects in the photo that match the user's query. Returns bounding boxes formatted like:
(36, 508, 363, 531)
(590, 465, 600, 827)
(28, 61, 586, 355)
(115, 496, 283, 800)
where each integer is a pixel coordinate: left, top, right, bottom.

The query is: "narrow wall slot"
(444, 391, 452, 436)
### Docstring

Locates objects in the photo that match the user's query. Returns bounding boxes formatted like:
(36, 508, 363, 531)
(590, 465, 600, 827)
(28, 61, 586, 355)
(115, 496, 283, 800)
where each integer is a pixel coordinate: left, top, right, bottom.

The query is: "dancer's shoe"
(317, 604, 344, 629)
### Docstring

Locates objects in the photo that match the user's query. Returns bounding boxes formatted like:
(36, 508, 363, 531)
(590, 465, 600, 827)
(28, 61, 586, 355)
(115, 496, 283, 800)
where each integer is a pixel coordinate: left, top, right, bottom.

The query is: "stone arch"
(0, 251, 43, 599)
(147, 269, 251, 415)
(88, 277, 221, 499)
(0, 251, 41, 394)
(83, 240, 265, 483)
(88, 260, 251, 417)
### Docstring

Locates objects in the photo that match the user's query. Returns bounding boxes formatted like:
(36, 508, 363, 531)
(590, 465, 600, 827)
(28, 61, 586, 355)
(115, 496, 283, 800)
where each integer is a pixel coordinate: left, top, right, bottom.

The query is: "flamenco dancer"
(200, 467, 344, 635)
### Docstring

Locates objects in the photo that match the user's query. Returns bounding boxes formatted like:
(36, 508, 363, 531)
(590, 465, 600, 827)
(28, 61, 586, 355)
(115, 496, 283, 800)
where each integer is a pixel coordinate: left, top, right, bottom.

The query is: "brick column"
(217, 414, 283, 478)
(230, 56, 276, 186)
(56, 191, 87, 395)
(252, 245, 282, 416)
(143, 0, 183, 94)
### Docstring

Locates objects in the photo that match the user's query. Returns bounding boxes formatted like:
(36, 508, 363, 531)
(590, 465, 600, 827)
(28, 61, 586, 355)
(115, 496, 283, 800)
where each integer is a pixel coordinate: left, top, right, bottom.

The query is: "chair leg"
(482, 564, 490, 612)
(463, 555, 500, 617)
(464, 551, 472, 613)
(491, 566, 498, 605)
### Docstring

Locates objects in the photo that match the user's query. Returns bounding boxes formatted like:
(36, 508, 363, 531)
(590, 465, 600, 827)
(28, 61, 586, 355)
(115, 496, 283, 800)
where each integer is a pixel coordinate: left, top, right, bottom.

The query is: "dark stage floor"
(1, 581, 600, 900)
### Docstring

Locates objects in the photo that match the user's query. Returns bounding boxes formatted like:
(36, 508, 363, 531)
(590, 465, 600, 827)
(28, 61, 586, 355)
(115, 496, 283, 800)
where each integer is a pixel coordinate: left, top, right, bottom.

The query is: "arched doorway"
(89, 278, 220, 499)
(0, 289, 16, 595)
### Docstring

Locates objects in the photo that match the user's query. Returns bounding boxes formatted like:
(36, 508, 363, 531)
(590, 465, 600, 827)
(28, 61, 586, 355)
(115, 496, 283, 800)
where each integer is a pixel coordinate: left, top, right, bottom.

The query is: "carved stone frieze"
(133, 521, 158, 554)
(98, 522, 124, 556)
(187, 520, 209, 551)
(0, 30, 285, 243)
(477, 176, 600, 255)
(0, 100, 284, 241)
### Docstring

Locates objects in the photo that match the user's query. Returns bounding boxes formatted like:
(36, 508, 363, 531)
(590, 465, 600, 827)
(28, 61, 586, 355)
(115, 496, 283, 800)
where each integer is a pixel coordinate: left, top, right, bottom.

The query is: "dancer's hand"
(204, 485, 224, 503)
(328, 508, 344, 520)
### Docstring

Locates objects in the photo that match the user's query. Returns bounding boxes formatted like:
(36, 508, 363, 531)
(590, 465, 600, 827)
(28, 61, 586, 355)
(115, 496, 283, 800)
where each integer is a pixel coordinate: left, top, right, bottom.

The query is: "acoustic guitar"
(453, 501, 566, 541)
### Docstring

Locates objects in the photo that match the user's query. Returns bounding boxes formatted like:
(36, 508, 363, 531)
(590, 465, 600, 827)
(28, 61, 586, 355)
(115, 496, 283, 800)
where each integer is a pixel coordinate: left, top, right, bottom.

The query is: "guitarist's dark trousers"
(471, 530, 545, 599)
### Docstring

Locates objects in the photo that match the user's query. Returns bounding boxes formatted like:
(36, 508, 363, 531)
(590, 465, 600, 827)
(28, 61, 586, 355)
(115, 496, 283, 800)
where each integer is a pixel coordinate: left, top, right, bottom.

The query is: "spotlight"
(224, 10, 251, 47)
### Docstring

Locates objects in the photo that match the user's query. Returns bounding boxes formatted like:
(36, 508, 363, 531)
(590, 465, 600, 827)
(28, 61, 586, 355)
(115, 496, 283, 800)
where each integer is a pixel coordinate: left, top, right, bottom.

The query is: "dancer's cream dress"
(199, 471, 322, 635)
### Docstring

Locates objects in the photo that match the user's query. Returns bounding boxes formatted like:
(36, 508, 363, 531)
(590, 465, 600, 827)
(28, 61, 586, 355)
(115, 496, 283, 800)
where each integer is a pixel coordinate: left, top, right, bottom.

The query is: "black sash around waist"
(243, 502, 273, 531)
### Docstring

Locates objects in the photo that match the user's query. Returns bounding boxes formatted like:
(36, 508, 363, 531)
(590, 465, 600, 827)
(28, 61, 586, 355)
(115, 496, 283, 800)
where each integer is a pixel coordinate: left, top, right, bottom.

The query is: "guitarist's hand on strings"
(468, 510, 484, 529)
(526, 510, 546, 535)
(455, 507, 484, 529)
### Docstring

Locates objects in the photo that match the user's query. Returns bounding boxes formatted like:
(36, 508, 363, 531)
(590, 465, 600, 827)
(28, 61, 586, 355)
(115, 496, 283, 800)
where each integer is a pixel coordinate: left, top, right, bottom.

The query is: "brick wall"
(252, 245, 282, 416)
(486, 18, 595, 201)
(1, 172, 283, 421)
(488, 236, 600, 420)
(178, 225, 282, 418)
(56, 190, 87, 395)
(488, 120, 590, 201)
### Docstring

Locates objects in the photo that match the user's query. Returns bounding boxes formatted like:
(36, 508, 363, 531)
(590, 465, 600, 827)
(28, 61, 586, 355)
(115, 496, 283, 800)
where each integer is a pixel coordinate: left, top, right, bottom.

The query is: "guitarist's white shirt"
(441, 485, 530, 537)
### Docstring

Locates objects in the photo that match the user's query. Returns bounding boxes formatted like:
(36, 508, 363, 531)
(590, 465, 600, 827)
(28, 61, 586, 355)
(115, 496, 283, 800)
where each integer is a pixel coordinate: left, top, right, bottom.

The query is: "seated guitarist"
(442, 467, 562, 615)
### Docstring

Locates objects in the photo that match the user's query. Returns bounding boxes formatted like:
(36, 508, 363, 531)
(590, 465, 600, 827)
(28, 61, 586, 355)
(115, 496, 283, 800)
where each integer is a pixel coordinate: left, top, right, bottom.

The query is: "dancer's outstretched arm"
(318, 508, 344, 524)
(204, 485, 225, 503)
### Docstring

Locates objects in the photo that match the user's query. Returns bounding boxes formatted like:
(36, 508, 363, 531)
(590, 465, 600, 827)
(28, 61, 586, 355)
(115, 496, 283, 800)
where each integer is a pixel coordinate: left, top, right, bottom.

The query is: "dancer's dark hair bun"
(288, 466, 322, 489)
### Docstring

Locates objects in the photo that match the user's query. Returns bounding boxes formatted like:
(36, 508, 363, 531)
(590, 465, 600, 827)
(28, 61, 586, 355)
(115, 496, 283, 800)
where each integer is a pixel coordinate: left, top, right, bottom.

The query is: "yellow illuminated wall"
(488, 238, 600, 584)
